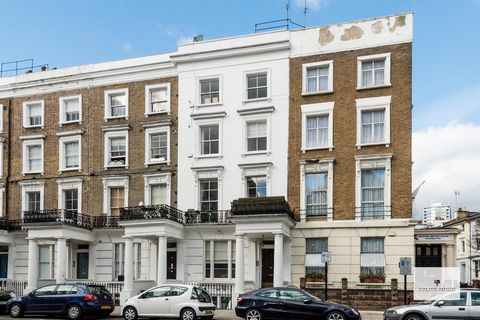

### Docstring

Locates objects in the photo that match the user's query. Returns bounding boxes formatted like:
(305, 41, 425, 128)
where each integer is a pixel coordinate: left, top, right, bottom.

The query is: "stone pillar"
(26, 239, 38, 293)
(235, 233, 245, 294)
(56, 238, 67, 284)
(273, 233, 284, 287)
(176, 240, 185, 282)
(341, 278, 348, 304)
(446, 244, 455, 267)
(391, 278, 399, 306)
(157, 235, 167, 285)
(7, 244, 15, 280)
(283, 238, 291, 286)
(120, 237, 134, 305)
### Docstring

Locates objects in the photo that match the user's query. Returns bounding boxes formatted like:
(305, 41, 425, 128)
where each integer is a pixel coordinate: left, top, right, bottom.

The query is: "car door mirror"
(303, 299, 312, 304)
(436, 300, 445, 307)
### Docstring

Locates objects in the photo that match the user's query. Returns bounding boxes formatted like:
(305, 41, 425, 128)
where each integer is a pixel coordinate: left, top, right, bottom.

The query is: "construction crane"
(412, 180, 426, 202)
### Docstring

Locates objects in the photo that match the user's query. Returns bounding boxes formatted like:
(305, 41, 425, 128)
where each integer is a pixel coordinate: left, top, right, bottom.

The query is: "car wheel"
(66, 304, 82, 320)
(9, 303, 23, 318)
(326, 311, 346, 320)
(404, 314, 425, 320)
(180, 307, 196, 320)
(245, 308, 262, 320)
(123, 306, 138, 320)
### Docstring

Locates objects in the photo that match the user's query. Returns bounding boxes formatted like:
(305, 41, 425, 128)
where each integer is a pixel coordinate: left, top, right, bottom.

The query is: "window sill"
(356, 83, 391, 91)
(22, 171, 44, 176)
(302, 146, 334, 153)
(194, 154, 223, 160)
(23, 125, 44, 129)
(59, 167, 81, 173)
(356, 142, 390, 149)
(197, 102, 223, 108)
(59, 121, 82, 126)
(145, 160, 170, 166)
(301, 90, 333, 97)
(105, 116, 128, 121)
(242, 150, 270, 157)
(145, 111, 170, 117)
(105, 164, 128, 169)
(242, 97, 271, 104)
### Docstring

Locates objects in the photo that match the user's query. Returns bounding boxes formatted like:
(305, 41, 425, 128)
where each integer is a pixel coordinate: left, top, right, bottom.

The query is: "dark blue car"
(7, 284, 114, 319)
(235, 287, 361, 320)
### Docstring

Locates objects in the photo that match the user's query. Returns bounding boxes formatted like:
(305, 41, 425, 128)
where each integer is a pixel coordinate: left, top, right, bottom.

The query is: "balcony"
(91, 215, 121, 228)
(22, 210, 92, 230)
(119, 204, 184, 224)
(185, 210, 232, 224)
(230, 196, 294, 220)
(355, 205, 392, 220)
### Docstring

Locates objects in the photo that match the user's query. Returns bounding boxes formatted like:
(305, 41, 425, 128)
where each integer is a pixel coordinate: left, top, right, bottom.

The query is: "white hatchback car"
(122, 284, 216, 320)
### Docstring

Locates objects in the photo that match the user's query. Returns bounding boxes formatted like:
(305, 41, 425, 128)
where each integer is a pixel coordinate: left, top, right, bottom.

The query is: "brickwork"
(3, 76, 178, 219)
(288, 43, 412, 220)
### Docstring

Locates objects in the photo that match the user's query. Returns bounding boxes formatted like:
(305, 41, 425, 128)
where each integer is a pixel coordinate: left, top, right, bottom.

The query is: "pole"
(325, 262, 328, 301)
(404, 274, 407, 305)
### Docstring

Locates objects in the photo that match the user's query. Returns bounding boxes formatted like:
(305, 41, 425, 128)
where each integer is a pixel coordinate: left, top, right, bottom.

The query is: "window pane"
(306, 238, 327, 253)
(305, 173, 327, 216)
(214, 241, 228, 278)
(200, 125, 219, 155)
(150, 132, 168, 160)
(151, 184, 167, 205)
(247, 176, 267, 197)
(361, 238, 384, 253)
(110, 187, 124, 216)
(64, 189, 78, 211)
(199, 179, 218, 211)
(65, 141, 79, 168)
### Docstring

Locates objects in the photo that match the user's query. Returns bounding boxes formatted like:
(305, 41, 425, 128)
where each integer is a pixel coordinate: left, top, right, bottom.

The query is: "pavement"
(0, 308, 385, 320)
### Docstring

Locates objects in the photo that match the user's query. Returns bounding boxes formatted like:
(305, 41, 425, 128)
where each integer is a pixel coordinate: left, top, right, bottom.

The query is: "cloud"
(177, 35, 193, 45)
(156, 25, 194, 46)
(294, 0, 330, 10)
(412, 122, 480, 219)
(121, 42, 132, 51)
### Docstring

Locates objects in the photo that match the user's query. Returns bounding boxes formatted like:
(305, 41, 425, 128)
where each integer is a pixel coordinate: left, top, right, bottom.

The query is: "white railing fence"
(0, 279, 28, 295)
(185, 282, 234, 309)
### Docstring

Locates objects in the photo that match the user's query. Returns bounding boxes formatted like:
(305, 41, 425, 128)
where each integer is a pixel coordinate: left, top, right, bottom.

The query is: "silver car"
(384, 289, 480, 320)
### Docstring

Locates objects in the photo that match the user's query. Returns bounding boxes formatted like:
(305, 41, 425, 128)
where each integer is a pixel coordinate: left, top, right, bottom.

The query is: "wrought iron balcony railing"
(91, 215, 121, 228)
(22, 209, 92, 229)
(120, 204, 184, 225)
(299, 207, 334, 222)
(230, 196, 294, 220)
(355, 205, 392, 220)
(185, 210, 232, 224)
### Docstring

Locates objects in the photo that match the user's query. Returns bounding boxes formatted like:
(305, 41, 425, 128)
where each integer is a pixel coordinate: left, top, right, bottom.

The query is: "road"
(0, 309, 385, 320)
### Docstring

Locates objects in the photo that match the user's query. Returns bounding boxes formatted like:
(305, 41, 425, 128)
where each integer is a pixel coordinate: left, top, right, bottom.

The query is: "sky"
(0, 0, 479, 218)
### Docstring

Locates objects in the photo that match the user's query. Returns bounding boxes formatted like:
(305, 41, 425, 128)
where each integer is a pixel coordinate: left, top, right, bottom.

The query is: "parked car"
(235, 287, 361, 320)
(384, 289, 480, 320)
(0, 289, 15, 313)
(121, 284, 216, 320)
(6, 283, 114, 319)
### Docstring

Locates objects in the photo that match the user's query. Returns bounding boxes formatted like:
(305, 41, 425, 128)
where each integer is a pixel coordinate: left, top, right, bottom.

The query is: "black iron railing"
(230, 196, 294, 220)
(355, 205, 392, 220)
(298, 207, 334, 222)
(120, 205, 184, 224)
(22, 209, 92, 230)
(185, 210, 232, 224)
(91, 215, 121, 228)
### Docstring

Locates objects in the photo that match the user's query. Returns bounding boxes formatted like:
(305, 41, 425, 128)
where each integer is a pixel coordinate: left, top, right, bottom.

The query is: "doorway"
(167, 251, 177, 280)
(415, 245, 442, 267)
(261, 248, 274, 288)
(76, 252, 89, 279)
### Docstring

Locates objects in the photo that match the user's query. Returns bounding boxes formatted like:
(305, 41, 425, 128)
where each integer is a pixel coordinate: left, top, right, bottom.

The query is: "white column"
(283, 238, 291, 286)
(120, 237, 135, 305)
(235, 233, 245, 294)
(446, 244, 455, 267)
(26, 239, 38, 293)
(273, 233, 284, 287)
(7, 244, 15, 280)
(176, 240, 185, 282)
(88, 244, 96, 281)
(157, 235, 167, 285)
(56, 238, 67, 284)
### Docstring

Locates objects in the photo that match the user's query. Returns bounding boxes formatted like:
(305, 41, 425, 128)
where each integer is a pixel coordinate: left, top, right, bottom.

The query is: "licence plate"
(101, 305, 112, 310)
(204, 310, 213, 315)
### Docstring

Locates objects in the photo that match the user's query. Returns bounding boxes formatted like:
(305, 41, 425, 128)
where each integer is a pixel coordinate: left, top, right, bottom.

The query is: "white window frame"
(243, 69, 270, 102)
(197, 76, 222, 106)
(355, 154, 392, 221)
(302, 60, 334, 95)
(0, 186, 4, 218)
(23, 100, 44, 128)
(204, 239, 236, 280)
(104, 130, 129, 169)
(104, 88, 129, 120)
(360, 237, 385, 276)
(102, 176, 129, 216)
(195, 119, 223, 159)
(144, 126, 170, 166)
(59, 95, 82, 125)
(145, 83, 171, 116)
(143, 173, 171, 206)
(357, 53, 391, 90)
(22, 138, 44, 175)
(38, 244, 55, 279)
(192, 168, 223, 211)
(113, 243, 124, 281)
(356, 96, 391, 148)
(242, 114, 271, 156)
(0, 138, 4, 177)
(301, 102, 334, 152)
(299, 159, 334, 222)
(0, 104, 4, 133)
(57, 178, 82, 213)
(59, 135, 81, 172)
(239, 164, 272, 198)
(19, 180, 45, 216)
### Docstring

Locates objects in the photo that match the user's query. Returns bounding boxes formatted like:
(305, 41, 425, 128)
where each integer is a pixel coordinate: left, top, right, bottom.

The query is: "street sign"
(321, 251, 331, 263)
(400, 257, 412, 275)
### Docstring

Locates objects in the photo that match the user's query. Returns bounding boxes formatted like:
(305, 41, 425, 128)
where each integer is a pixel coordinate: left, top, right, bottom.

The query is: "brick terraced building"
(0, 13, 413, 308)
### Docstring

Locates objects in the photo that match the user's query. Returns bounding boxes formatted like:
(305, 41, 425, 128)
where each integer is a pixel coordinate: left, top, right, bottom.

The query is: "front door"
(167, 251, 177, 280)
(76, 252, 89, 279)
(262, 249, 274, 288)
